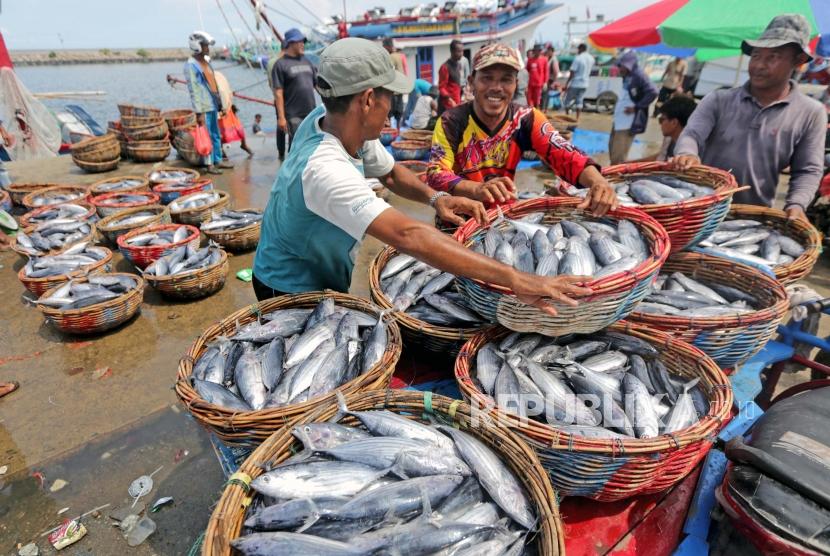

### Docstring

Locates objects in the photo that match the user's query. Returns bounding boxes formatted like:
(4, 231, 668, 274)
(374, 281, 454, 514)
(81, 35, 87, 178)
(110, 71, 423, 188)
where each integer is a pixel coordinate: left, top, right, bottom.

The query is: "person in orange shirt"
(525, 44, 547, 108)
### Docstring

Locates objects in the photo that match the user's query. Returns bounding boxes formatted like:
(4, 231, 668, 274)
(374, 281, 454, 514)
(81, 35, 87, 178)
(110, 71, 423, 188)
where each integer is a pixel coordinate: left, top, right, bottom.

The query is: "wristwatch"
(429, 191, 450, 207)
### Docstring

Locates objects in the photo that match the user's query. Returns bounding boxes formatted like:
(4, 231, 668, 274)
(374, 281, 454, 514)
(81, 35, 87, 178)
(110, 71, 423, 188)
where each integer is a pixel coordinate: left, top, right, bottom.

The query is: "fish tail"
(294, 498, 322, 533)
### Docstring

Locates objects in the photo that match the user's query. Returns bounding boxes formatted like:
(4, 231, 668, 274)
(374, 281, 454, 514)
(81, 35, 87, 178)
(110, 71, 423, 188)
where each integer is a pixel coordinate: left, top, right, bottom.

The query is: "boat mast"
(248, 0, 282, 44)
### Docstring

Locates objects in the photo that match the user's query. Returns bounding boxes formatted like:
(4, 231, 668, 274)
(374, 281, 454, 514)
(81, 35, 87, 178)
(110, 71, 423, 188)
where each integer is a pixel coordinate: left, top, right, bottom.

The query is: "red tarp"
(0, 32, 12, 69)
(589, 0, 690, 48)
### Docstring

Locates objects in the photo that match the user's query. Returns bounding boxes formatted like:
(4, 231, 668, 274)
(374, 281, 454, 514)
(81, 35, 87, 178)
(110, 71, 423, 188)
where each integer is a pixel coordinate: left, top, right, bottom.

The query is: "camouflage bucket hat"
(741, 13, 814, 61)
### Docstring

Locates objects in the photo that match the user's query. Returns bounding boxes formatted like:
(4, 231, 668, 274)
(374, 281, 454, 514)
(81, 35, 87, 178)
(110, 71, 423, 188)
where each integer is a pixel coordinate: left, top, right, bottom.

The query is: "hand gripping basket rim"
(116, 223, 201, 270)
(626, 251, 789, 368)
(17, 246, 113, 297)
(454, 322, 733, 500)
(200, 389, 565, 556)
(368, 245, 488, 354)
(174, 291, 403, 446)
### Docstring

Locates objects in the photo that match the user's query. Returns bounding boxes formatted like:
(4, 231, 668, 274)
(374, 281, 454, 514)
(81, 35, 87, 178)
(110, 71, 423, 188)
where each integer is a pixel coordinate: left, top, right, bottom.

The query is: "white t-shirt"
(409, 96, 434, 129)
(613, 85, 635, 131)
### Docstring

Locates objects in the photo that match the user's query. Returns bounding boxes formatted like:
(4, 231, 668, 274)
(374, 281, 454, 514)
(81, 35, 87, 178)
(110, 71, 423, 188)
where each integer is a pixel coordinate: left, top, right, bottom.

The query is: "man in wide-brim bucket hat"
(673, 14, 827, 226)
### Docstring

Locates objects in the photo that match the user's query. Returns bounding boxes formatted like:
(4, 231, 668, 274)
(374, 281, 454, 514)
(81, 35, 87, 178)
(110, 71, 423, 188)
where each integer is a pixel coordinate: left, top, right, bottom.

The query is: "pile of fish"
(155, 180, 204, 191)
(37, 274, 139, 310)
(699, 219, 806, 268)
(169, 191, 220, 212)
(94, 193, 152, 207)
(16, 220, 93, 256)
(233, 393, 534, 555)
(564, 175, 714, 206)
(94, 178, 146, 192)
(25, 203, 91, 225)
(103, 210, 160, 229)
(124, 226, 191, 247)
(637, 271, 759, 317)
(147, 170, 194, 184)
(473, 331, 709, 439)
(28, 189, 86, 208)
(379, 254, 487, 327)
(190, 298, 389, 411)
(22, 244, 109, 278)
(201, 209, 263, 233)
(469, 211, 650, 280)
(143, 244, 223, 277)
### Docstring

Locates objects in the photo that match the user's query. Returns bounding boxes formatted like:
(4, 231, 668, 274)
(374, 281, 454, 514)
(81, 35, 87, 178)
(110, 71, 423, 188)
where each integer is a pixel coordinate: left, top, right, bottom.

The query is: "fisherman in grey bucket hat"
(741, 13, 814, 62)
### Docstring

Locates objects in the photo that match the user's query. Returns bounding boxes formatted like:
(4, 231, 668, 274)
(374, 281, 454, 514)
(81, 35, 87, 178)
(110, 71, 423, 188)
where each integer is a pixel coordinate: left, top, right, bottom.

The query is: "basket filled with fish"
(400, 129, 434, 142)
(695, 204, 821, 286)
(570, 161, 742, 253)
(369, 246, 488, 354)
(168, 190, 230, 225)
(202, 389, 565, 556)
(453, 196, 670, 336)
(174, 291, 402, 445)
(145, 167, 200, 186)
(19, 201, 96, 228)
(379, 127, 398, 146)
(455, 323, 732, 501)
(89, 175, 150, 196)
(200, 208, 262, 251)
(152, 177, 213, 205)
(89, 191, 161, 218)
(6, 182, 61, 206)
(116, 223, 201, 270)
(21, 185, 89, 211)
(627, 252, 789, 368)
(143, 245, 228, 299)
(117, 104, 161, 118)
(12, 221, 96, 259)
(126, 139, 171, 163)
(18, 245, 113, 296)
(390, 140, 431, 161)
(96, 205, 171, 245)
(36, 273, 145, 335)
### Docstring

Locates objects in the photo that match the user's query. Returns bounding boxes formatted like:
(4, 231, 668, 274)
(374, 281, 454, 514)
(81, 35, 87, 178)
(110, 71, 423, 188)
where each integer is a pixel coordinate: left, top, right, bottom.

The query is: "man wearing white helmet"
(184, 31, 232, 173)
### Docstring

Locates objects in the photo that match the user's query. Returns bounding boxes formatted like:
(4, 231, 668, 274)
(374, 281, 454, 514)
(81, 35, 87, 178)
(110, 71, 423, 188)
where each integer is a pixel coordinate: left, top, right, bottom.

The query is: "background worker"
(253, 38, 592, 314)
(271, 28, 317, 159)
(672, 14, 826, 224)
(654, 56, 687, 116)
(382, 37, 409, 131)
(608, 51, 658, 164)
(408, 86, 439, 130)
(563, 43, 594, 121)
(439, 40, 467, 113)
(634, 95, 697, 162)
(526, 44, 547, 109)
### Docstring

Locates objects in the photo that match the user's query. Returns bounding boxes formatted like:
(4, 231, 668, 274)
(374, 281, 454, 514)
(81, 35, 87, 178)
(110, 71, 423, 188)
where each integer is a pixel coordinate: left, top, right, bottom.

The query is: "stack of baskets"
(161, 109, 197, 131)
(69, 134, 121, 173)
(118, 104, 171, 162)
(163, 109, 202, 165)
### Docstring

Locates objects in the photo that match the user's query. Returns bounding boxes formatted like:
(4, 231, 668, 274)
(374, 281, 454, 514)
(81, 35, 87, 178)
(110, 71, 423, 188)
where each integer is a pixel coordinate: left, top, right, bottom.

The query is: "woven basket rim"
(201, 207, 262, 236)
(89, 176, 150, 195)
(11, 223, 97, 258)
(116, 222, 200, 251)
(37, 272, 145, 316)
(69, 133, 119, 153)
(152, 177, 211, 194)
(73, 158, 120, 170)
(90, 190, 160, 209)
(97, 205, 169, 232)
(144, 167, 202, 184)
(391, 139, 431, 148)
(20, 201, 96, 227)
(21, 185, 89, 209)
(169, 190, 229, 216)
(143, 249, 227, 283)
(17, 246, 113, 286)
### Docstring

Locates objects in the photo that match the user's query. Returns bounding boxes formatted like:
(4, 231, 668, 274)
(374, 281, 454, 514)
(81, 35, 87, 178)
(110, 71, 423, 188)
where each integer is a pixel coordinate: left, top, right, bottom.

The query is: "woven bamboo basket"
(118, 104, 161, 118)
(37, 273, 144, 335)
(368, 246, 487, 354)
(171, 134, 204, 166)
(398, 160, 428, 182)
(123, 120, 169, 142)
(89, 175, 150, 196)
(391, 140, 430, 160)
(21, 185, 89, 211)
(18, 247, 113, 296)
(201, 208, 261, 252)
(11, 222, 97, 259)
(153, 178, 213, 205)
(455, 322, 733, 501)
(453, 197, 671, 336)
(96, 205, 171, 245)
(628, 252, 789, 368)
(68, 133, 119, 155)
(174, 291, 402, 445)
(0, 189, 10, 213)
(145, 166, 201, 186)
(201, 389, 565, 556)
(7, 183, 61, 206)
(379, 127, 398, 146)
(116, 223, 201, 270)
(594, 161, 742, 253)
(714, 204, 822, 285)
(161, 109, 197, 130)
(70, 139, 121, 163)
(73, 158, 120, 173)
(127, 140, 171, 163)
(19, 201, 96, 228)
(400, 129, 434, 142)
(144, 249, 229, 299)
(170, 190, 230, 225)
(89, 191, 161, 218)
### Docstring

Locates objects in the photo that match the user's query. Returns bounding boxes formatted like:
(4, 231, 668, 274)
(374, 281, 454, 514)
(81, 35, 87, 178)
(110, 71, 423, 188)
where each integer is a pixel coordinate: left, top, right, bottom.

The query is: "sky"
(0, 0, 655, 51)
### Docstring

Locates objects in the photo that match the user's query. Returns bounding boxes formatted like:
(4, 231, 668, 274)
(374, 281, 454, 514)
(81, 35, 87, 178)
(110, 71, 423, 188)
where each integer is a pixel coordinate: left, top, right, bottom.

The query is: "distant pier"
(10, 48, 195, 66)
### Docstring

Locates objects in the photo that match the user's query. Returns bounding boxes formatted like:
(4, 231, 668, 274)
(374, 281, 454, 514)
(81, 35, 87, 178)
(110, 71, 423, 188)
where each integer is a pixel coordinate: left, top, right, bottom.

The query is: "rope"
(227, 471, 252, 492)
(215, 0, 255, 70)
(263, 3, 309, 27)
(289, 0, 327, 25)
(229, 0, 270, 58)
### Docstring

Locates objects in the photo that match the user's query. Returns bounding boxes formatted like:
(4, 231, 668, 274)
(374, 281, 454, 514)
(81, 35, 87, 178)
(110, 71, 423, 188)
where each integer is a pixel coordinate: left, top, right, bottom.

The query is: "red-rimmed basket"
(37, 273, 144, 335)
(21, 185, 89, 211)
(89, 175, 150, 196)
(116, 223, 200, 270)
(452, 197, 671, 336)
(455, 322, 733, 501)
(368, 245, 487, 354)
(19, 201, 96, 228)
(144, 167, 201, 186)
(89, 191, 161, 218)
(398, 160, 428, 182)
(11, 222, 97, 259)
(96, 205, 171, 246)
(201, 389, 565, 556)
(18, 246, 113, 296)
(152, 178, 213, 205)
(594, 161, 742, 253)
(144, 249, 229, 300)
(174, 291, 402, 445)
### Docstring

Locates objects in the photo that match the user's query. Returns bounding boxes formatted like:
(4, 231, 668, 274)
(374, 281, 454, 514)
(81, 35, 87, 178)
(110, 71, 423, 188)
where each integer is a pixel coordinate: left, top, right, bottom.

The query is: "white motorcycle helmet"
(188, 31, 215, 53)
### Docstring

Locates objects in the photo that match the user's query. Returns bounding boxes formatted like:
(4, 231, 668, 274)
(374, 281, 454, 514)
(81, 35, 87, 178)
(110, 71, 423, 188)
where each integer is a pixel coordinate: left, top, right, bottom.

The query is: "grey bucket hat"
(316, 37, 413, 98)
(741, 13, 814, 61)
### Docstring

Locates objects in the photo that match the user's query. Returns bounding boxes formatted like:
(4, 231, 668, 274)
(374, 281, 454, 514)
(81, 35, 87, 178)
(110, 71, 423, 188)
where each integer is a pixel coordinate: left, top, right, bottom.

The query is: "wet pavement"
(0, 113, 826, 555)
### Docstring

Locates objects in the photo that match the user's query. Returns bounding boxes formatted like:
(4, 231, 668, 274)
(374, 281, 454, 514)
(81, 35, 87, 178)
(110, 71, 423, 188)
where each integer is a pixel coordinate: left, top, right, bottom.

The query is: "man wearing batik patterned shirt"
(427, 43, 617, 215)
